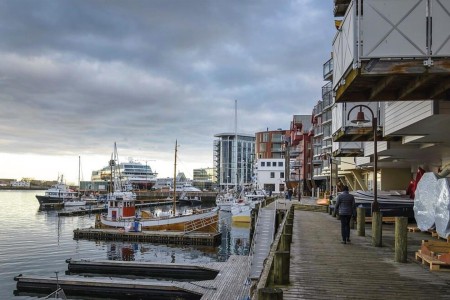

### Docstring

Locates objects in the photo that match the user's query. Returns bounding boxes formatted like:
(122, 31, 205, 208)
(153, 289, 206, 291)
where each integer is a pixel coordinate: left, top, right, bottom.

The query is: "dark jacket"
(335, 191, 356, 216)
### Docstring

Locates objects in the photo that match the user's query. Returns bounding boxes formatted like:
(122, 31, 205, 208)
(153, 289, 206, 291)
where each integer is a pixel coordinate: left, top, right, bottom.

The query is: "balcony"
(291, 132, 303, 146)
(333, 0, 450, 102)
(323, 58, 333, 81)
(290, 150, 301, 158)
(334, 0, 350, 17)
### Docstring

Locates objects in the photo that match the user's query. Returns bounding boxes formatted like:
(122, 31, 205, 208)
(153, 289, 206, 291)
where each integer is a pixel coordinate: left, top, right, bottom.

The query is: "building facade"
(213, 133, 255, 190)
(253, 158, 285, 194)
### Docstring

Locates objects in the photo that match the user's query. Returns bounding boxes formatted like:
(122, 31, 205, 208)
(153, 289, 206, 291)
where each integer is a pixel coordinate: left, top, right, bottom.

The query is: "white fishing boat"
(100, 141, 218, 233)
(231, 202, 252, 223)
(243, 189, 266, 207)
(36, 175, 78, 207)
(178, 190, 202, 205)
(216, 191, 238, 211)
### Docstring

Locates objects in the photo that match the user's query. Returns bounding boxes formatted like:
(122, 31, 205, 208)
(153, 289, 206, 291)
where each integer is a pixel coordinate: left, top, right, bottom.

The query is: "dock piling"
(372, 211, 382, 247)
(395, 217, 408, 263)
(357, 207, 365, 236)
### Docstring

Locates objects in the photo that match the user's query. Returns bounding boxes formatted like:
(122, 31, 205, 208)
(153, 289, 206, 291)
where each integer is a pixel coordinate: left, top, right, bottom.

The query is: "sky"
(0, 0, 335, 184)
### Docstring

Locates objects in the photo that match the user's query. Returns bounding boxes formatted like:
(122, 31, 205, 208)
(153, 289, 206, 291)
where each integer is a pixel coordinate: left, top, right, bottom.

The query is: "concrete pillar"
(258, 288, 283, 300)
(357, 207, 365, 236)
(395, 217, 408, 263)
(372, 211, 382, 247)
(274, 251, 290, 284)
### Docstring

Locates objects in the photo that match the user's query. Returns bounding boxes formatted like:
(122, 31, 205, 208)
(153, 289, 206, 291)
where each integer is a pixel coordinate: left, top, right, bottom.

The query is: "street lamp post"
(347, 105, 379, 213)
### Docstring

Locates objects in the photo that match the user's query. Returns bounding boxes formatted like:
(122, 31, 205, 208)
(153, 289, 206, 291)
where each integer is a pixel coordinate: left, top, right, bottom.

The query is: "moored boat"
(216, 191, 238, 211)
(36, 175, 78, 207)
(99, 141, 219, 233)
(178, 190, 202, 205)
(231, 202, 252, 223)
(349, 190, 415, 218)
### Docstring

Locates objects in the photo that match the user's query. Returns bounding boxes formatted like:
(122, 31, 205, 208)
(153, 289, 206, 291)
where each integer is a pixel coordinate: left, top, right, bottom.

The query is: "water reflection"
(107, 243, 138, 261)
(1, 191, 252, 299)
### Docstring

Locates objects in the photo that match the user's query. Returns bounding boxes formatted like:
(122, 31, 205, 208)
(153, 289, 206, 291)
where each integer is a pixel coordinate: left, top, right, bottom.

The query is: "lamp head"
(351, 111, 370, 127)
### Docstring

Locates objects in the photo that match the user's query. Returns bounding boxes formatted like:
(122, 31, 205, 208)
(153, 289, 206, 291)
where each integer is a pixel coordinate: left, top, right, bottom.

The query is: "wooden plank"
(415, 250, 450, 272)
(365, 216, 396, 223)
(407, 226, 421, 232)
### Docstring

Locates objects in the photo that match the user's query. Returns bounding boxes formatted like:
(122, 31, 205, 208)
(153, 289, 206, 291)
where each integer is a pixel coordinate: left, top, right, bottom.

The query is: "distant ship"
(91, 159, 157, 190)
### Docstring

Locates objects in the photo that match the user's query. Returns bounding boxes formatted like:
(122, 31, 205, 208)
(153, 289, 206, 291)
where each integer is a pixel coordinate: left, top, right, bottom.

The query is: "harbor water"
(0, 190, 250, 299)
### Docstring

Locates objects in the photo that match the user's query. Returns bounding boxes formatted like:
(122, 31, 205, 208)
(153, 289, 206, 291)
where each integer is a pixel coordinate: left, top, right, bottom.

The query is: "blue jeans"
(340, 215, 352, 241)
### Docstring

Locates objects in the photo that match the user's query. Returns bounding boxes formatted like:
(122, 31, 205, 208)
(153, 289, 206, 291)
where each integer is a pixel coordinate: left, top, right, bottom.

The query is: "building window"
(278, 162, 283, 167)
(262, 133, 269, 142)
(270, 172, 275, 178)
(272, 162, 277, 167)
(261, 162, 265, 167)
(280, 172, 284, 178)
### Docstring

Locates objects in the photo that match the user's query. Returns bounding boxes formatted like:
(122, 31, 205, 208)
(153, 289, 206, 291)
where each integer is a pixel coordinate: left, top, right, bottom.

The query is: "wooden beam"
(335, 68, 360, 102)
(361, 60, 427, 75)
(369, 76, 396, 100)
(398, 75, 436, 100)
(429, 79, 450, 99)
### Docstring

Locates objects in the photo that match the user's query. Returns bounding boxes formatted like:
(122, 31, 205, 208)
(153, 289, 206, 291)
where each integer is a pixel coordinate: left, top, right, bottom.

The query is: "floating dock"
(66, 258, 219, 280)
(73, 228, 221, 246)
(58, 206, 106, 216)
(14, 275, 202, 300)
(15, 255, 251, 300)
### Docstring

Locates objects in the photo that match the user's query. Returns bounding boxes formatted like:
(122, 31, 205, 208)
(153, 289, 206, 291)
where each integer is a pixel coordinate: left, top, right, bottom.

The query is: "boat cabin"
(107, 198, 136, 221)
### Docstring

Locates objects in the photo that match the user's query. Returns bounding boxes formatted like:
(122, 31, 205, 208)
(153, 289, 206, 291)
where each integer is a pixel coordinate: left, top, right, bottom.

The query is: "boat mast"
(173, 140, 177, 215)
(234, 100, 238, 190)
(78, 156, 81, 197)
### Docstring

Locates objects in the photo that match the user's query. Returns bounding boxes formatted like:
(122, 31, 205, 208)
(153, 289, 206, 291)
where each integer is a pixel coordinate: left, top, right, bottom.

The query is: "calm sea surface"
(0, 190, 249, 299)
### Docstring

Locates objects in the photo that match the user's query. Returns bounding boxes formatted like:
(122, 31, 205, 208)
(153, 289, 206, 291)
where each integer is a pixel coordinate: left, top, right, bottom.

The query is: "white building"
(254, 158, 285, 194)
(10, 181, 30, 188)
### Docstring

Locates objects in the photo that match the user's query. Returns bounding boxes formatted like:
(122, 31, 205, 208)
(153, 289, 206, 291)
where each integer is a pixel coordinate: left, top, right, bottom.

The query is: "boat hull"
(35, 195, 66, 206)
(344, 191, 415, 218)
(231, 204, 251, 223)
(100, 208, 219, 233)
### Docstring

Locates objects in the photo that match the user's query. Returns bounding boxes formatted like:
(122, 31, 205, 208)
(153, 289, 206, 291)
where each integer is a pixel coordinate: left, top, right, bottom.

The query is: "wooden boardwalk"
(248, 201, 278, 279)
(281, 209, 450, 299)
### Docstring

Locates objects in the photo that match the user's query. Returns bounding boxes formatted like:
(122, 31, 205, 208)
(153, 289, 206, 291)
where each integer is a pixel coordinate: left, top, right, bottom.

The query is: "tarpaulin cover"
(435, 178, 450, 238)
(414, 172, 439, 231)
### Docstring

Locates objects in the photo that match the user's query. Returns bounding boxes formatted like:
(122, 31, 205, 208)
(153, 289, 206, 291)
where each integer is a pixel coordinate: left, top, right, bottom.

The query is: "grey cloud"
(0, 0, 334, 174)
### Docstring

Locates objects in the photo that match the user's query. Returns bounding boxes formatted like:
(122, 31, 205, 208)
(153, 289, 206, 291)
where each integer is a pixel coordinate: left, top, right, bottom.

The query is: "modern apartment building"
(213, 133, 255, 189)
(285, 115, 313, 196)
(255, 129, 289, 159)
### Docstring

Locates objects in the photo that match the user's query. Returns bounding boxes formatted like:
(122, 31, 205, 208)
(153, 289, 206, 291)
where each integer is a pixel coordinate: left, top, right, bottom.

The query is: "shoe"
(347, 239, 351, 243)
(341, 241, 346, 244)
